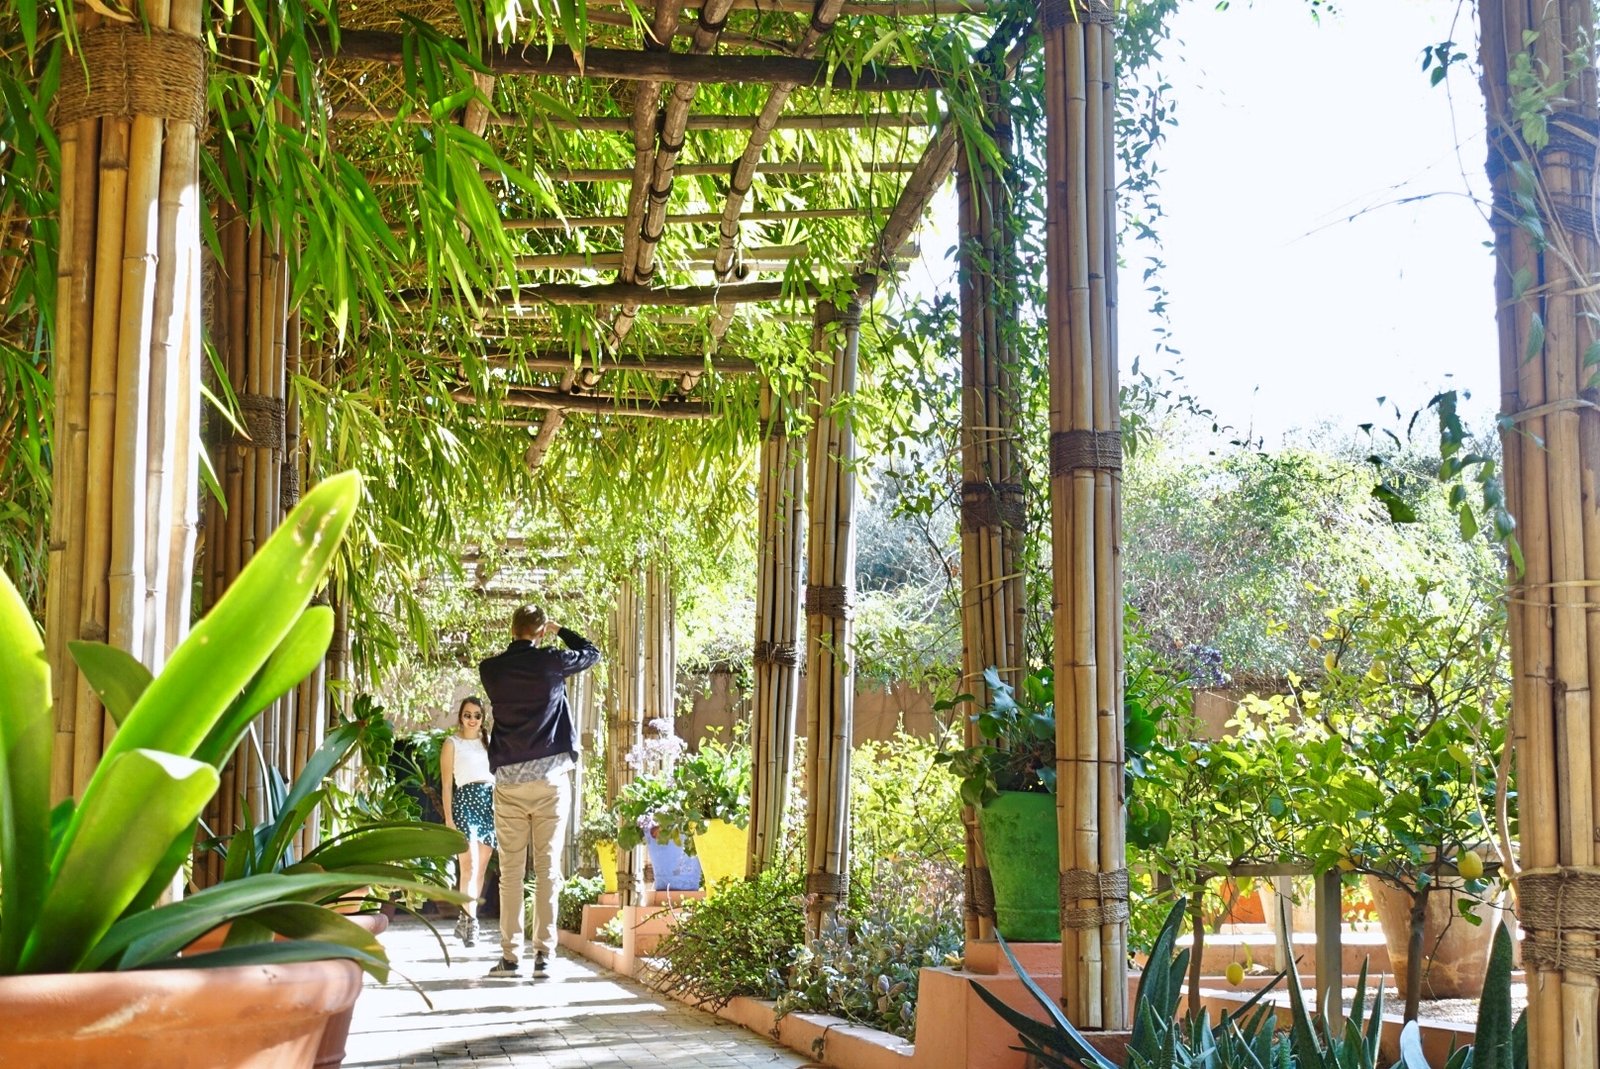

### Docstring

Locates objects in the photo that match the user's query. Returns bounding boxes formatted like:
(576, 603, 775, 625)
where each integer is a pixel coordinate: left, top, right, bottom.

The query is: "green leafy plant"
(643, 862, 804, 1009)
(777, 860, 964, 1040)
(558, 873, 605, 933)
(613, 771, 688, 852)
(1250, 577, 1510, 1021)
(594, 914, 624, 948)
(935, 666, 1056, 807)
(0, 472, 457, 979)
(659, 735, 752, 847)
(201, 719, 464, 909)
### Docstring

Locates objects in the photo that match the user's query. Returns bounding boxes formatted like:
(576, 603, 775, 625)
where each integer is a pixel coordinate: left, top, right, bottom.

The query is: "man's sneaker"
(486, 958, 519, 977)
(532, 952, 549, 977)
(462, 918, 477, 948)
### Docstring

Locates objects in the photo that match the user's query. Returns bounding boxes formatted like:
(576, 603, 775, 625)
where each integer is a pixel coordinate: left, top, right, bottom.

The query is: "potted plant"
(614, 770, 701, 891)
(1246, 578, 1510, 1021)
(665, 736, 751, 889)
(577, 812, 620, 893)
(936, 666, 1059, 940)
(0, 471, 459, 1067)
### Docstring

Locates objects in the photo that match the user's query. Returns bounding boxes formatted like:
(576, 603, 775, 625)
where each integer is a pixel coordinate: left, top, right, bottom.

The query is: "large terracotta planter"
(978, 790, 1060, 941)
(1366, 873, 1503, 998)
(0, 959, 363, 1068)
(315, 912, 389, 1069)
(692, 818, 747, 890)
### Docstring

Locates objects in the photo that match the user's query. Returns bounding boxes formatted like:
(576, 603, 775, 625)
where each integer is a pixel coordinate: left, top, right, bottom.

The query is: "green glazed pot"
(979, 790, 1061, 941)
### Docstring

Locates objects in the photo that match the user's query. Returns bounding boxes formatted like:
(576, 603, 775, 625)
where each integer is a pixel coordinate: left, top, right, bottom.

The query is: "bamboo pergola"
(27, 0, 1135, 1034)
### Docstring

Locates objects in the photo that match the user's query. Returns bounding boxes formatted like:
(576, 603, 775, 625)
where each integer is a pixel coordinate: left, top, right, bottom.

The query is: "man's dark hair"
(512, 604, 547, 638)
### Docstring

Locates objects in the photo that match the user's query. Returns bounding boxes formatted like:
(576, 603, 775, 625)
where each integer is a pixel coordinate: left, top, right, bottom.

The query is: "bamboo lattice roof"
(311, 0, 1021, 465)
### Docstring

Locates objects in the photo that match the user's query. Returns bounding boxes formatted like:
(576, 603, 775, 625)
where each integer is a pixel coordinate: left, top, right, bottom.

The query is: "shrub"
(595, 914, 624, 947)
(642, 863, 805, 1009)
(777, 860, 964, 1039)
(558, 873, 605, 933)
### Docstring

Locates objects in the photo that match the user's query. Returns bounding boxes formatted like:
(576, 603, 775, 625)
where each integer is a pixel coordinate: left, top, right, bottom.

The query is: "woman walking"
(441, 695, 497, 947)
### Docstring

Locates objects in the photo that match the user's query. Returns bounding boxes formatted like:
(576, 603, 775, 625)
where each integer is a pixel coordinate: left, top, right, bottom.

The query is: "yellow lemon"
(1337, 856, 1357, 872)
(1225, 962, 1246, 986)
(1458, 851, 1485, 880)
(1309, 635, 1323, 650)
(1323, 652, 1337, 673)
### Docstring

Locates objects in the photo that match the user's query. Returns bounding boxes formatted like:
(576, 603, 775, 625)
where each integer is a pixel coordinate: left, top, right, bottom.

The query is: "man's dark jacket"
(479, 627, 601, 771)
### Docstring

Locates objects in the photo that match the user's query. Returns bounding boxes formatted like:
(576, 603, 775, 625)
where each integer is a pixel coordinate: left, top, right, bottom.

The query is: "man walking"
(478, 604, 600, 978)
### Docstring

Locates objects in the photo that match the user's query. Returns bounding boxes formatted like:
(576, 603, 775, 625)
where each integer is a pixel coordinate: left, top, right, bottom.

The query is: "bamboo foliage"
(1042, 0, 1125, 1030)
(1479, 2, 1600, 1065)
(748, 383, 806, 874)
(44, 1, 207, 801)
(955, 89, 1024, 942)
(802, 302, 860, 938)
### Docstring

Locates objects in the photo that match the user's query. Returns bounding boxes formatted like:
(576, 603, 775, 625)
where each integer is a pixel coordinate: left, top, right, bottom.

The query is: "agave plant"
(972, 898, 1289, 1068)
(0, 471, 462, 978)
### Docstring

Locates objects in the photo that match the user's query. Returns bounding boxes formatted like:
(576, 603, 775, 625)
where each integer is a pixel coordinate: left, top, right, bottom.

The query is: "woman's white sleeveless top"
(450, 736, 493, 785)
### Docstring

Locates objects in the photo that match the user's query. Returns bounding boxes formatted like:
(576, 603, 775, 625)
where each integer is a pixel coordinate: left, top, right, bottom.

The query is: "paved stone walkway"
(344, 915, 810, 1068)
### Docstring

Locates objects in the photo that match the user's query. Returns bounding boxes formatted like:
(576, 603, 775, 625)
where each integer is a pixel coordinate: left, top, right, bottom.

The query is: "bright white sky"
(905, 0, 1498, 448)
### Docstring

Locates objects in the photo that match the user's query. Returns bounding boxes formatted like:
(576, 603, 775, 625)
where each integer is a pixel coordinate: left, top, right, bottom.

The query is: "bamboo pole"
(1043, 0, 1125, 1030)
(802, 302, 860, 937)
(954, 81, 1024, 942)
(1479, 2, 1600, 1063)
(612, 577, 648, 905)
(45, 5, 207, 801)
(748, 383, 806, 874)
(335, 105, 932, 131)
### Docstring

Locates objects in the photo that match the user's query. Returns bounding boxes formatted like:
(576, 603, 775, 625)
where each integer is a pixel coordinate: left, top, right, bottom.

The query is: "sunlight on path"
(345, 915, 809, 1068)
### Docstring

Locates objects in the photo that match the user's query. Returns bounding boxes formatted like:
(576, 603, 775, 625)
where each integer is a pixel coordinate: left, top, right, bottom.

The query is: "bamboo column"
(748, 383, 806, 875)
(611, 577, 647, 906)
(955, 86, 1026, 942)
(45, 2, 207, 801)
(644, 562, 677, 728)
(802, 302, 861, 938)
(1043, 0, 1126, 1030)
(1479, 2, 1600, 1065)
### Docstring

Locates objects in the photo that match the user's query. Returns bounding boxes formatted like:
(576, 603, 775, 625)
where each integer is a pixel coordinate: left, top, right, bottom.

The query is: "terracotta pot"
(1366, 873, 1504, 999)
(315, 913, 388, 1069)
(0, 959, 363, 1068)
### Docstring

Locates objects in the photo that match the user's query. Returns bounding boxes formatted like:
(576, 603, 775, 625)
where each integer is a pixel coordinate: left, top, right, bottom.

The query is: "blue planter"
(646, 829, 702, 891)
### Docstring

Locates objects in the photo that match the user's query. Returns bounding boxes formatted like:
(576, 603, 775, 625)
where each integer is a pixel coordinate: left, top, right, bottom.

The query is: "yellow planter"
(692, 819, 747, 892)
(596, 841, 618, 893)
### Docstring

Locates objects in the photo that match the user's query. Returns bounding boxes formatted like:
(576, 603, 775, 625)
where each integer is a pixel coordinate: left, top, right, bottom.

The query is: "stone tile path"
(344, 916, 810, 1068)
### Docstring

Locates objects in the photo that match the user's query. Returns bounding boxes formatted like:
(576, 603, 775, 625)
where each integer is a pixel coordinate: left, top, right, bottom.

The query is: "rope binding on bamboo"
(1059, 867, 1129, 929)
(281, 464, 301, 507)
(1517, 867, 1600, 974)
(55, 26, 208, 129)
(805, 871, 847, 897)
(804, 583, 854, 620)
(971, 867, 997, 918)
(753, 640, 800, 666)
(960, 481, 1026, 531)
(222, 394, 287, 450)
(1040, 0, 1115, 31)
(1049, 430, 1122, 476)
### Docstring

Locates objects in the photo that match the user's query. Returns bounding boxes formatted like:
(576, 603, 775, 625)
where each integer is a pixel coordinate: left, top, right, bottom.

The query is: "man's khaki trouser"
(494, 772, 571, 963)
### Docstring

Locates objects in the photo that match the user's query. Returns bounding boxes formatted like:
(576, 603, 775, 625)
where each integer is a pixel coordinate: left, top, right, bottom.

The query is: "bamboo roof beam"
(335, 107, 931, 132)
(369, 161, 915, 187)
(501, 205, 880, 231)
(454, 386, 717, 418)
(400, 280, 804, 307)
(709, 0, 852, 282)
(513, 241, 809, 272)
(589, 0, 994, 14)
(616, 0, 741, 346)
(315, 31, 939, 92)
(618, 0, 685, 293)
(482, 350, 761, 375)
